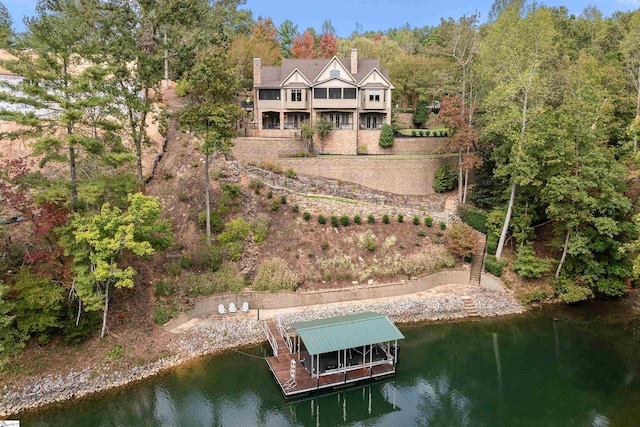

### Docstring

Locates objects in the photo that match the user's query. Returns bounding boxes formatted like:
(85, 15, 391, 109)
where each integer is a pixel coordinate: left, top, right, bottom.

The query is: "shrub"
(257, 161, 283, 174)
(358, 230, 377, 251)
(400, 246, 455, 277)
(425, 130, 431, 136)
(433, 163, 458, 193)
(425, 216, 433, 227)
(248, 178, 264, 194)
(253, 258, 301, 292)
(413, 215, 420, 225)
(484, 255, 507, 277)
(331, 215, 339, 227)
(397, 214, 404, 223)
(285, 168, 297, 179)
(251, 214, 271, 244)
(459, 205, 489, 233)
(165, 262, 182, 277)
(154, 280, 175, 297)
(379, 124, 395, 147)
(270, 199, 280, 211)
(555, 277, 594, 303)
(486, 233, 498, 255)
(266, 190, 273, 199)
(179, 266, 246, 296)
(280, 195, 287, 205)
(175, 78, 190, 96)
(512, 245, 550, 279)
(420, 130, 426, 137)
(446, 223, 478, 260)
(218, 218, 251, 261)
(179, 254, 192, 269)
(367, 214, 375, 224)
(340, 215, 350, 226)
(221, 183, 240, 200)
(153, 302, 179, 325)
(412, 130, 418, 136)
(321, 240, 329, 251)
(318, 214, 326, 225)
(292, 204, 299, 213)
(354, 214, 362, 225)
(417, 229, 426, 237)
(195, 243, 223, 271)
(439, 221, 447, 230)
(303, 211, 311, 221)
(382, 214, 390, 224)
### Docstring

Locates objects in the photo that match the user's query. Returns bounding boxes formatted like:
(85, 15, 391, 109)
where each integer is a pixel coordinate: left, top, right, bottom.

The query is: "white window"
(369, 90, 380, 102)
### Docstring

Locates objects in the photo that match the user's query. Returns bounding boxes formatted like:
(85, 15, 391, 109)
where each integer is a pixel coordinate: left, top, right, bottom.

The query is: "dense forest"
(1, 0, 640, 366)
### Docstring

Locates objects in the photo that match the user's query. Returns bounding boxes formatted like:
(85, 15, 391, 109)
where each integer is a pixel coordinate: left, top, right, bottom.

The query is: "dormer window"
(330, 70, 340, 78)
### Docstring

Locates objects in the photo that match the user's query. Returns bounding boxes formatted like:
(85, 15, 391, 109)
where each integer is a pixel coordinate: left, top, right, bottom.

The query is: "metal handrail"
(262, 321, 278, 356)
(276, 318, 294, 353)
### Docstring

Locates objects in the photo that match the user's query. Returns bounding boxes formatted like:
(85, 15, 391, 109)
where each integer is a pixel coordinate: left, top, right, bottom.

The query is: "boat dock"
(263, 312, 403, 398)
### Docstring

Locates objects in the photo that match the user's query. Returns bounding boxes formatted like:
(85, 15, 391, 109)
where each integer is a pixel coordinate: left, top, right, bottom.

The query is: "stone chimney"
(253, 58, 261, 86)
(351, 48, 358, 74)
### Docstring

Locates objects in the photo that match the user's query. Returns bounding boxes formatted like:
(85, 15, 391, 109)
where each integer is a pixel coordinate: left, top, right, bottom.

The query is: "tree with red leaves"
(291, 31, 316, 58)
(439, 94, 481, 204)
(318, 32, 337, 58)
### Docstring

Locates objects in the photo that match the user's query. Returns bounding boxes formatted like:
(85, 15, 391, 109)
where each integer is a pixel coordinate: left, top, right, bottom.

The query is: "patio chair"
(218, 303, 227, 315)
(241, 302, 249, 313)
(229, 302, 237, 314)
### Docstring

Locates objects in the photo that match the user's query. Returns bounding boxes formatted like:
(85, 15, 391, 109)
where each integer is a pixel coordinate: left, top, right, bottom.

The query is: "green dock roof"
(290, 312, 405, 356)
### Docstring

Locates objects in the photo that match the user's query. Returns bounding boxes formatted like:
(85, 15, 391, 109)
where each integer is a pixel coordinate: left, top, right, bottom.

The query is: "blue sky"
(5, 0, 640, 36)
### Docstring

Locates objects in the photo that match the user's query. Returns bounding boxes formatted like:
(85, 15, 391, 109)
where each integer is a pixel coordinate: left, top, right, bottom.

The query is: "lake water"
(19, 302, 640, 426)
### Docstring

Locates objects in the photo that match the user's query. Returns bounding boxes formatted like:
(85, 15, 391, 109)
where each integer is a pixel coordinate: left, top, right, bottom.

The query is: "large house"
(252, 49, 394, 155)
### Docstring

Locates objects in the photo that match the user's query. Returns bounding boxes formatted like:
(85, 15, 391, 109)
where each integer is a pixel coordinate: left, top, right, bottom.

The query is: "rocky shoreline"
(1, 287, 524, 418)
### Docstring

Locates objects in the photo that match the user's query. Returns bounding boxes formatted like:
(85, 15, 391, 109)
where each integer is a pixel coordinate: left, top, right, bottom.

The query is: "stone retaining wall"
(238, 163, 450, 217)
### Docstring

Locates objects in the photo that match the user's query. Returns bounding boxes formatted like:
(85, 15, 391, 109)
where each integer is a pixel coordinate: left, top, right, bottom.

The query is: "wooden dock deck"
(263, 320, 396, 397)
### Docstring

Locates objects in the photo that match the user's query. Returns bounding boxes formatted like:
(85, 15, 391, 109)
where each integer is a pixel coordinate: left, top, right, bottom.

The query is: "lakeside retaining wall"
(165, 268, 470, 329)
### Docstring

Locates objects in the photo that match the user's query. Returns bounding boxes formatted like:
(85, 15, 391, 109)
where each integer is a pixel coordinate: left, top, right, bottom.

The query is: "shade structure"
(290, 312, 404, 356)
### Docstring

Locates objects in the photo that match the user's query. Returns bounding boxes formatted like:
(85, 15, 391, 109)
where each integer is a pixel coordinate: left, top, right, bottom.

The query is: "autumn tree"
(439, 95, 479, 204)
(291, 31, 316, 58)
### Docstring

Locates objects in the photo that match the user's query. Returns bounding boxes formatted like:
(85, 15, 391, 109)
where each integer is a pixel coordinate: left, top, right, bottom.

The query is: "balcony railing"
(332, 123, 354, 130)
(359, 123, 384, 130)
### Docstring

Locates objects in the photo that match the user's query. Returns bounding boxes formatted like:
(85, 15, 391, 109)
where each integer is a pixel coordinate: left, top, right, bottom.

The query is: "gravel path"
(1, 285, 524, 417)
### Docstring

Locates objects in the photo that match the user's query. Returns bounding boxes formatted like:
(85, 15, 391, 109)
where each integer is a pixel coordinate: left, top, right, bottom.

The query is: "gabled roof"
(290, 312, 404, 356)
(258, 57, 389, 88)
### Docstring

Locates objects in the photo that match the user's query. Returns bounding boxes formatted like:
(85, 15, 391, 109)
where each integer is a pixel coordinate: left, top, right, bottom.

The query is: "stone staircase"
(461, 296, 479, 317)
(470, 231, 487, 286)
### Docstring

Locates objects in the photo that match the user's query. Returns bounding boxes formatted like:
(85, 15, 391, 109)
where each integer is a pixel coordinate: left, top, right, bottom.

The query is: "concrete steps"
(461, 296, 479, 317)
(470, 231, 487, 286)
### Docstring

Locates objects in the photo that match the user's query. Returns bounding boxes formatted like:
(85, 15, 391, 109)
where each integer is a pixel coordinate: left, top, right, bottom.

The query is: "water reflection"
(20, 304, 640, 426)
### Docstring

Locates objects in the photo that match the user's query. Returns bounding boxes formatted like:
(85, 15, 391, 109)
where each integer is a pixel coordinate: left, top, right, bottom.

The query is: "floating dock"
(263, 312, 404, 397)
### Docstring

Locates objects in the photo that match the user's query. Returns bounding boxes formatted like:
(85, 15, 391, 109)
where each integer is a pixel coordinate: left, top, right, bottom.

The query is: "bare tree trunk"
(556, 229, 570, 278)
(458, 150, 463, 204)
(496, 182, 516, 259)
(463, 146, 470, 204)
(164, 29, 169, 90)
(204, 152, 211, 244)
(101, 281, 109, 339)
(635, 66, 640, 153)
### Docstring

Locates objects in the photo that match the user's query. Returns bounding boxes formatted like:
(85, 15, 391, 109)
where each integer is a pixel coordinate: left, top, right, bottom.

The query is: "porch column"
(279, 112, 284, 130)
(394, 339, 398, 366)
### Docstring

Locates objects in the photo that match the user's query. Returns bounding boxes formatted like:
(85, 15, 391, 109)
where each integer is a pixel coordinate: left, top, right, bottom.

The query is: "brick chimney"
(350, 48, 358, 74)
(253, 58, 261, 86)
